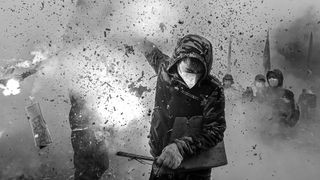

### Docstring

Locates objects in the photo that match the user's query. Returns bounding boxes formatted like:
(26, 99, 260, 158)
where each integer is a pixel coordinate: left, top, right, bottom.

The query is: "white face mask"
(255, 82, 265, 88)
(268, 78, 279, 87)
(178, 63, 202, 89)
(223, 80, 232, 88)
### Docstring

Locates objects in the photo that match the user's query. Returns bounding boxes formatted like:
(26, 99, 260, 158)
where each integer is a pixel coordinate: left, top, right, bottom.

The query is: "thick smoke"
(273, 8, 320, 80)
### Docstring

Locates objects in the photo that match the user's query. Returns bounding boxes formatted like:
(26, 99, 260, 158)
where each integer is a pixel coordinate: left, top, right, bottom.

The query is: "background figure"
(298, 89, 317, 121)
(298, 89, 309, 120)
(69, 92, 109, 180)
(242, 74, 267, 103)
(222, 74, 234, 89)
(265, 69, 300, 128)
(223, 73, 244, 101)
(0, 62, 41, 83)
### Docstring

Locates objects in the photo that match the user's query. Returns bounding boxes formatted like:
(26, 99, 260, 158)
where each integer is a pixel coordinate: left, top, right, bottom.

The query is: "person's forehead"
(268, 74, 277, 78)
(180, 58, 204, 71)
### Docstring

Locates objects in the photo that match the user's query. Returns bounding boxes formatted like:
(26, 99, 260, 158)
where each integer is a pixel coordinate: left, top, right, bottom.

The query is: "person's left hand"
(156, 143, 183, 169)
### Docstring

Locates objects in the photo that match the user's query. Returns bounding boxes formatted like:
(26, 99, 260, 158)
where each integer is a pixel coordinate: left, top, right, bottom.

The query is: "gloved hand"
(156, 143, 183, 169)
(152, 162, 173, 177)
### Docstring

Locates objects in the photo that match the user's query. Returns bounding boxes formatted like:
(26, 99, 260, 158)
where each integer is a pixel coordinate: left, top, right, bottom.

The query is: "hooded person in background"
(242, 74, 267, 102)
(265, 69, 300, 128)
(222, 74, 234, 89)
(137, 34, 226, 180)
(223, 73, 244, 101)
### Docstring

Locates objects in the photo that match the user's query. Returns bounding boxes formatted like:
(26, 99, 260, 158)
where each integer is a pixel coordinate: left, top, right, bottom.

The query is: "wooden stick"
(116, 151, 154, 161)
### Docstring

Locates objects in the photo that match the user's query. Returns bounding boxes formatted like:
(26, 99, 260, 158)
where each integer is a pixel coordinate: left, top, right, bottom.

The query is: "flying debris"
(0, 48, 50, 96)
(40, 2, 44, 10)
(25, 102, 53, 149)
(159, 22, 167, 32)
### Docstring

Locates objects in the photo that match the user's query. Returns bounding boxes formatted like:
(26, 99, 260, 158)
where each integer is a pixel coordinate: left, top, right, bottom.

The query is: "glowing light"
(2, 79, 21, 96)
(15, 60, 32, 68)
(31, 49, 49, 64)
(96, 87, 145, 130)
(0, 130, 3, 139)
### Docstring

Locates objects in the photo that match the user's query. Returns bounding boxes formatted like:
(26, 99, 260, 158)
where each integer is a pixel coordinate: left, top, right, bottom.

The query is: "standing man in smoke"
(265, 69, 299, 127)
(69, 92, 109, 180)
(137, 34, 226, 180)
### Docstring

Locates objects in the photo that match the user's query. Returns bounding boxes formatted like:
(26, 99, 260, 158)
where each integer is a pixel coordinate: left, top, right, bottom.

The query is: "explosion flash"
(96, 86, 145, 130)
(0, 47, 53, 97)
(1, 78, 21, 96)
(30, 49, 49, 64)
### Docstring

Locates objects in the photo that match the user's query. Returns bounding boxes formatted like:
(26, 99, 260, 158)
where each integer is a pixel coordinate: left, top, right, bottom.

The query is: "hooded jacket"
(266, 69, 299, 127)
(144, 34, 226, 160)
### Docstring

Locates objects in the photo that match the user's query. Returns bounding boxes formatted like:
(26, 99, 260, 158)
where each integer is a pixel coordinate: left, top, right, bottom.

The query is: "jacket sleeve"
(174, 85, 226, 157)
(144, 46, 169, 74)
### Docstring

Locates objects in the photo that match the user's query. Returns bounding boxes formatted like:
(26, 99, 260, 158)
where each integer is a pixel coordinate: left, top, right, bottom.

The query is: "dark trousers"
(149, 167, 211, 180)
(71, 129, 109, 180)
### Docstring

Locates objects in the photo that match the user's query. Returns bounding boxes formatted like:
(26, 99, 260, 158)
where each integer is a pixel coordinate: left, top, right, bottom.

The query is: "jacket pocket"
(170, 116, 203, 141)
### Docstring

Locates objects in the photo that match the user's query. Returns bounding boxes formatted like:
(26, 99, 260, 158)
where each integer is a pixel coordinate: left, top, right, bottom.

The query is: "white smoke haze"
(214, 93, 320, 180)
(14, 61, 31, 68)
(1, 0, 320, 179)
(0, 44, 58, 96)
(0, 130, 4, 139)
(56, 38, 154, 179)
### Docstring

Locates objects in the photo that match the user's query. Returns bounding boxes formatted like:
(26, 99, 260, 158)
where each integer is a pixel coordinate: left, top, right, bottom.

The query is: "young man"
(265, 69, 299, 127)
(138, 34, 226, 180)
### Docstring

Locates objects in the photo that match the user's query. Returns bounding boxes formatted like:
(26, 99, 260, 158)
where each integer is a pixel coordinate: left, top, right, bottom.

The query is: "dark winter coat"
(265, 69, 299, 127)
(144, 34, 226, 159)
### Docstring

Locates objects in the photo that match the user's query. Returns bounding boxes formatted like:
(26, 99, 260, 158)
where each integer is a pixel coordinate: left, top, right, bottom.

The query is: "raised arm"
(136, 39, 169, 74)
